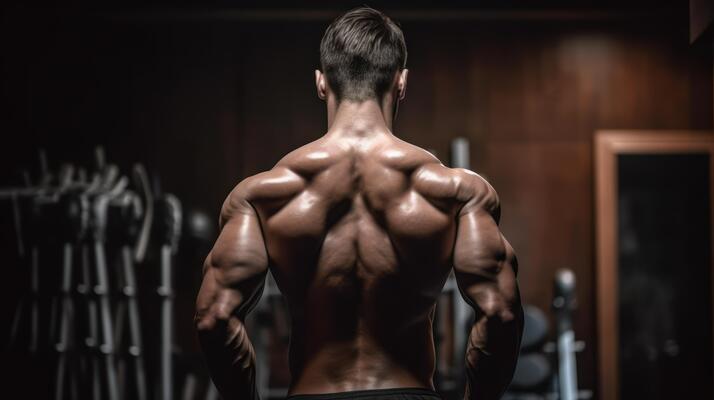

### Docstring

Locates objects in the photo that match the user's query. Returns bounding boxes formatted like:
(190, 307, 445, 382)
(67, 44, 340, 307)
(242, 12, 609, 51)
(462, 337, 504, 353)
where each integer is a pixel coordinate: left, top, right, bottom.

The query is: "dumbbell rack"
(2, 149, 183, 400)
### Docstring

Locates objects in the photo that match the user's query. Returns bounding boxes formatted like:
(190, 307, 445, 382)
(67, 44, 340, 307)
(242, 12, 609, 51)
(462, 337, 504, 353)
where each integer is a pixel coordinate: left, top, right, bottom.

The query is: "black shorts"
(286, 387, 443, 400)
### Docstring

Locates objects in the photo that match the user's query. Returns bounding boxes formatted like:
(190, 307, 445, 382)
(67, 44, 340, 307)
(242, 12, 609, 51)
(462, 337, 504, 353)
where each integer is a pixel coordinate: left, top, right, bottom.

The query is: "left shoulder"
(220, 167, 305, 226)
(275, 137, 340, 177)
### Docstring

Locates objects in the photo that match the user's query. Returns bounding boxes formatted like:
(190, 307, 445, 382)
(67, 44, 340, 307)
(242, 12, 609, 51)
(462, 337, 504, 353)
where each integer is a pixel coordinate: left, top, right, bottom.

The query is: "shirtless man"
(195, 7, 523, 400)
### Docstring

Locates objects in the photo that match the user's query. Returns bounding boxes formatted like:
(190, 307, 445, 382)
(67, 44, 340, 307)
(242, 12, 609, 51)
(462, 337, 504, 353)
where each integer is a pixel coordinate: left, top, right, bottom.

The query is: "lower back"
(287, 315, 437, 395)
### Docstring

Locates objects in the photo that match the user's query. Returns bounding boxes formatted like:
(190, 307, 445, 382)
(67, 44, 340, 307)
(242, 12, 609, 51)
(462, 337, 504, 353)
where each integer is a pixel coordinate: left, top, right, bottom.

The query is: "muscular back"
(196, 131, 521, 398)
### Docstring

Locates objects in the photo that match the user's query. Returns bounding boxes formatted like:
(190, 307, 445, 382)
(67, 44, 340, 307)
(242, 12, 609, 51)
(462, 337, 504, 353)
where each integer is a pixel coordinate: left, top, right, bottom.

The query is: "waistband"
(286, 387, 443, 400)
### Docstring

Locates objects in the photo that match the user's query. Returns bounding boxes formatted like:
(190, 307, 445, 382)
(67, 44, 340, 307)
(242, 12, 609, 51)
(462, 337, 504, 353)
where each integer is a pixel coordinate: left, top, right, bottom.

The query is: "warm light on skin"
(397, 191, 419, 215)
(307, 151, 330, 160)
(384, 149, 406, 160)
(237, 215, 252, 242)
(296, 190, 319, 214)
(416, 167, 444, 184)
(261, 174, 299, 186)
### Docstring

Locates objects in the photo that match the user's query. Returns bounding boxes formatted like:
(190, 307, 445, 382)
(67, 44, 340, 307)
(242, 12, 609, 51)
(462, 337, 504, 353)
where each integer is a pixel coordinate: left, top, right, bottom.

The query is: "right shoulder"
(453, 168, 500, 222)
(413, 165, 499, 220)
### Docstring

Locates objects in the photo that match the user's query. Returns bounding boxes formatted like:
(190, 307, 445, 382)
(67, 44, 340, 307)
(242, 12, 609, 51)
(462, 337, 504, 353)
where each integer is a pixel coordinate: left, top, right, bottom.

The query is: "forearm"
(197, 316, 259, 400)
(463, 305, 523, 400)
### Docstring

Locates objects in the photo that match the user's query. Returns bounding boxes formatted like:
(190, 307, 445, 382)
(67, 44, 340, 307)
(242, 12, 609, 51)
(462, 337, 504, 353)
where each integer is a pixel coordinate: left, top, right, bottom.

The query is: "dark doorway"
(617, 153, 712, 399)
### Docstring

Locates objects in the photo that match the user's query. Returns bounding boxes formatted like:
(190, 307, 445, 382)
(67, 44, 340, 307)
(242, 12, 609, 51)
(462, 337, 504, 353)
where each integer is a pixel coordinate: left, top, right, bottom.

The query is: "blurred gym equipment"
(2, 148, 184, 400)
(503, 269, 592, 400)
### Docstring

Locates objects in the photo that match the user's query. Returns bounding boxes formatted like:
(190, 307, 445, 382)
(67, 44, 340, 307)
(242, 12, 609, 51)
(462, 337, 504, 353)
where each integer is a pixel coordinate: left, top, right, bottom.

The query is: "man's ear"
(397, 69, 408, 101)
(315, 69, 327, 100)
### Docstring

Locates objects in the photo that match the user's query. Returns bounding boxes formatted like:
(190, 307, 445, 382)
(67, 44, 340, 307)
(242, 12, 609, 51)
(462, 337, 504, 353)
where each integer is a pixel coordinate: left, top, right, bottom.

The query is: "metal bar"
(93, 241, 119, 400)
(79, 244, 101, 398)
(450, 137, 470, 170)
(558, 330, 578, 400)
(55, 243, 74, 400)
(121, 246, 147, 400)
(159, 244, 173, 400)
(554, 269, 578, 400)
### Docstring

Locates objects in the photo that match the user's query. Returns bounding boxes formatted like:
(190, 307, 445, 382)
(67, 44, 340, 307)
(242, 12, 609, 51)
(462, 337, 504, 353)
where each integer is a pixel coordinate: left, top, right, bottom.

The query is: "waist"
(287, 387, 443, 400)
(288, 348, 436, 398)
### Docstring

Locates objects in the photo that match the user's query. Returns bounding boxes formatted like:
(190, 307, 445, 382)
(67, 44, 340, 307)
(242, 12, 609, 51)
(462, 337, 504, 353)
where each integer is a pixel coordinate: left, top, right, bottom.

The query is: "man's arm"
(453, 172, 523, 400)
(194, 182, 268, 400)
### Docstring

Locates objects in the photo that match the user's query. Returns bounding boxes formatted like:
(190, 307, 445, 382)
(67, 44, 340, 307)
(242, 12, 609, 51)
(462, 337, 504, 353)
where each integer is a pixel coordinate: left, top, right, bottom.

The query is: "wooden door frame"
(594, 129, 714, 400)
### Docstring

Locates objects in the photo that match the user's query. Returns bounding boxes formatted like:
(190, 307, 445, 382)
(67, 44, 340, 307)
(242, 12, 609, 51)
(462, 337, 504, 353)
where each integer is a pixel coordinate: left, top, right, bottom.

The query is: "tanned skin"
(195, 69, 523, 399)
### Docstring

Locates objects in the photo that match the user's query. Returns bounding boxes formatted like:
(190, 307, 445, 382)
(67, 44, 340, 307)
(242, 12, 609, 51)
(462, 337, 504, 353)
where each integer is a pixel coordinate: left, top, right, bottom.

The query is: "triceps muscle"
(196, 210, 269, 326)
(453, 203, 522, 400)
(454, 208, 519, 317)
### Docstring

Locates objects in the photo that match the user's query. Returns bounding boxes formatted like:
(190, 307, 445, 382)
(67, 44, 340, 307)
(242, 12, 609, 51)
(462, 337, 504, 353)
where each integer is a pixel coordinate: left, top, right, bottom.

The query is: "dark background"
(1, 0, 712, 397)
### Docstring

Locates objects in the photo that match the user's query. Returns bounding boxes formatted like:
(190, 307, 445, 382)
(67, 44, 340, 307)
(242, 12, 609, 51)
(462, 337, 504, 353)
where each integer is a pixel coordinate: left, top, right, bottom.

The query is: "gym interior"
(2, 1, 713, 399)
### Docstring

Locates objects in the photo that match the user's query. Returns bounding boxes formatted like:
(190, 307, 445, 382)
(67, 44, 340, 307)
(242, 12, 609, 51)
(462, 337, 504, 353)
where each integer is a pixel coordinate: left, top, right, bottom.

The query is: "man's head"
(316, 7, 408, 103)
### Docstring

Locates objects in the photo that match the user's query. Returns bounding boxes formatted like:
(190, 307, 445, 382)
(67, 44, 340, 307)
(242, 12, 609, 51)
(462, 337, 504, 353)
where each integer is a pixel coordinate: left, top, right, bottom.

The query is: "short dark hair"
(319, 7, 407, 102)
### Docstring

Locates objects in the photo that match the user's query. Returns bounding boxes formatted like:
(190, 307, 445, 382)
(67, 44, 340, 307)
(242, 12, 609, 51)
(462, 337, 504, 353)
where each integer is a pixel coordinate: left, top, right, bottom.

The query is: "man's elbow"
(499, 290, 523, 335)
(194, 291, 245, 338)
(194, 296, 232, 336)
(506, 300, 524, 342)
(194, 306, 219, 334)
(494, 293, 524, 354)
(475, 286, 521, 325)
(475, 292, 523, 359)
(194, 268, 235, 334)
(503, 289, 523, 323)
